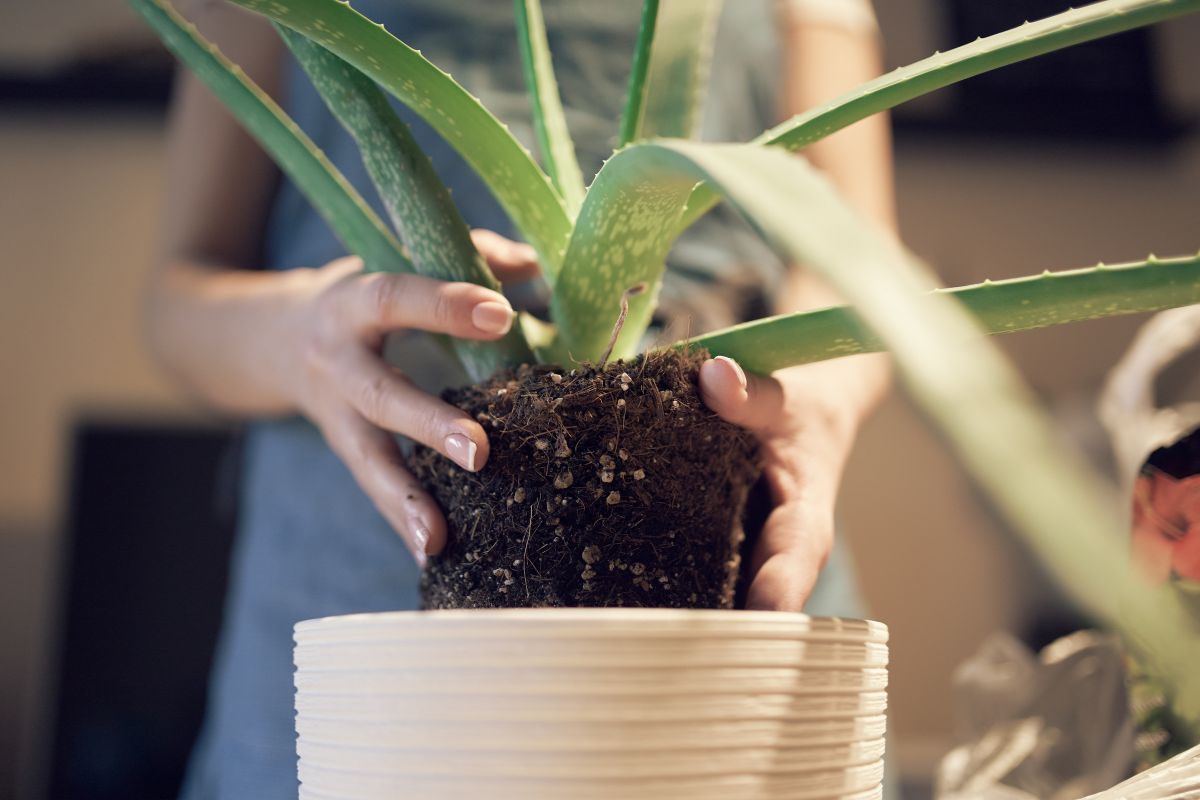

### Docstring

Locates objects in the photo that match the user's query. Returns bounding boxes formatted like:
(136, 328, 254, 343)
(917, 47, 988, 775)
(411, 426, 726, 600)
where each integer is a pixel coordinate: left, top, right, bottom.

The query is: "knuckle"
(409, 403, 444, 444)
(365, 274, 403, 322)
(356, 373, 393, 423)
(431, 283, 461, 328)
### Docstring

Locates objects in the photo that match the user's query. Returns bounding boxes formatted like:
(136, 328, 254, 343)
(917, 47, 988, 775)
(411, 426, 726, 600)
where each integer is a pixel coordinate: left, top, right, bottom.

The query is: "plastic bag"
(936, 631, 1134, 800)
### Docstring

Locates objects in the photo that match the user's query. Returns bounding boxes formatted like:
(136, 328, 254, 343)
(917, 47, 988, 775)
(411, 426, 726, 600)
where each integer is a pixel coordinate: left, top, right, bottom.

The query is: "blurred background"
(1, 1, 1198, 798)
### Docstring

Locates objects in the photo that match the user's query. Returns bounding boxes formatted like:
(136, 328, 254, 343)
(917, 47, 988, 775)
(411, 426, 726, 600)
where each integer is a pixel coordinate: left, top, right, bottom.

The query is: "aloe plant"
(131, 0, 1200, 728)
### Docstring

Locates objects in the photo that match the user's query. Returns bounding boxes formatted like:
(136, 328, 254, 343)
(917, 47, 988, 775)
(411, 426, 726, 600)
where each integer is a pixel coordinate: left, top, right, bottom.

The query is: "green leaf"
(679, 0, 1200, 231)
(514, 0, 585, 215)
(228, 0, 573, 278)
(691, 255, 1200, 374)
(617, 0, 659, 147)
(631, 0, 722, 142)
(582, 139, 1200, 718)
(549, 144, 699, 363)
(277, 26, 532, 380)
(126, 0, 408, 274)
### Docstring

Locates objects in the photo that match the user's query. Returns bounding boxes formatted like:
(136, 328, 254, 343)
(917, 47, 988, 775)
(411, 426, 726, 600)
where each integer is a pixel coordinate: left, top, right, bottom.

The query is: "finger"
(744, 553, 820, 612)
(323, 410, 449, 564)
(339, 272, 515, 340)
(336, 352, 490, 473)
(699, 356, 784, 435)
(743, 502, 831, 612)
(470, 229, 541, 282)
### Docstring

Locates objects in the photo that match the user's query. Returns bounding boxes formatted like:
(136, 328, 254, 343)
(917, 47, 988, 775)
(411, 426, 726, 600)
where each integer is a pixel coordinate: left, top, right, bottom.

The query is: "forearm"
(773, 6, 894, 439)
(145, 259, 328, 416)
(778, 6, 896, 231)
(145, 0, 300, 416)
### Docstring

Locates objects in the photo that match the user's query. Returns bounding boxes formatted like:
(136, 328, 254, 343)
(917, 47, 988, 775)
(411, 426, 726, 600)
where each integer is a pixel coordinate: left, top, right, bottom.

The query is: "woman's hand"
(157, 40, 540, 566)
(705, 0, 892, 610)
(700, 354, 887, 611)
(283, 231, 539, 566)
(149, 226, 539, 566)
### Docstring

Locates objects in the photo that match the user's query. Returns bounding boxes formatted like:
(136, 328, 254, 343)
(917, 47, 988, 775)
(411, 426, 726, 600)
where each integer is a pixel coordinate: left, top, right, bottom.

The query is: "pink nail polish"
(444, 433, 478, 471)
(472, 301, 514, 335)
(411, 525, 430, 568)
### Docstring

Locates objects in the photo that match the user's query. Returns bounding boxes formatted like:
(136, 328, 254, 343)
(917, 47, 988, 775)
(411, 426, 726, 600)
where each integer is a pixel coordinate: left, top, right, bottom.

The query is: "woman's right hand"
(281, 232, 539, 566)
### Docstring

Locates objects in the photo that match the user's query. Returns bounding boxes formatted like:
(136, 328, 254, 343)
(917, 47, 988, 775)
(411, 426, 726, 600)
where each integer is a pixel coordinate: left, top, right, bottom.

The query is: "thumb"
(699, 356, 784, 435)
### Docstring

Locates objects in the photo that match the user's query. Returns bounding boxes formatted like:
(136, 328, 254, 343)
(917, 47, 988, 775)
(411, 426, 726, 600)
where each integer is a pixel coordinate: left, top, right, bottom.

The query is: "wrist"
(273, 262, 357, 415)
(146, 259, 339, 417)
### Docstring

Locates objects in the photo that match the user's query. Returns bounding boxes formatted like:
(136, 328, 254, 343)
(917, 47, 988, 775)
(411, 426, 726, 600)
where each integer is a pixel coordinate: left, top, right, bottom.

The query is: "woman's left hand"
(699, 354, 884, 611)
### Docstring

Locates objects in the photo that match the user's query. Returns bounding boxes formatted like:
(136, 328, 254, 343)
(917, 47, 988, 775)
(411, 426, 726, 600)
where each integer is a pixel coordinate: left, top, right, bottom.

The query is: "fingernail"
(411, 525, 430, 568)
(444, 433, 479, 471)
(716, 356, 747, 391)
(472, 300, 514, 335)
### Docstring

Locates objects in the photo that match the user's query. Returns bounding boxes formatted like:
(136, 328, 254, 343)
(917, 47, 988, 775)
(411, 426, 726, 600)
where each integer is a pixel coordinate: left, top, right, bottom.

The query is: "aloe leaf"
(514, 0, 585, 214)
(679, 0, 1200, 230)
(630, 0, 722, 142)
(549, 146, 698, 363)
(127, 0, 409, 274)
(588, 139, 1200, 718)
(277, 26, 532, 380)
(617, 0, 659, 147)
(228, 0, 572, 277)
(692, 255, 1200, 374)
(762, 0, 1200, 151)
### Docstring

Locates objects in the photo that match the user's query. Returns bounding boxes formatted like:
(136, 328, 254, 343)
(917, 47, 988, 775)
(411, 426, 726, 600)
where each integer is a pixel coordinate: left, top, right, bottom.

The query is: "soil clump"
(412, 349, 762, 608)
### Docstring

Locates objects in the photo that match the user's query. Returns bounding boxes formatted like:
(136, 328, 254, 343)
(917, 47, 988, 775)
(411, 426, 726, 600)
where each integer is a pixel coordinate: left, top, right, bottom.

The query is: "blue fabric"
(180, 3, 877, 798)
(182, 421, 421, 799)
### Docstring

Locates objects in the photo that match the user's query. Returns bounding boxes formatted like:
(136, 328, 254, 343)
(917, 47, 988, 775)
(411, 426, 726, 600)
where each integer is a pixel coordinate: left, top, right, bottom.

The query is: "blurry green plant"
(131, 0, 1200, 736)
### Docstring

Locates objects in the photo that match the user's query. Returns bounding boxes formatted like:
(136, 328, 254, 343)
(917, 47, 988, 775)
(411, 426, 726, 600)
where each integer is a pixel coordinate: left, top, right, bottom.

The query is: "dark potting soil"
(411, 349, 762, 609)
